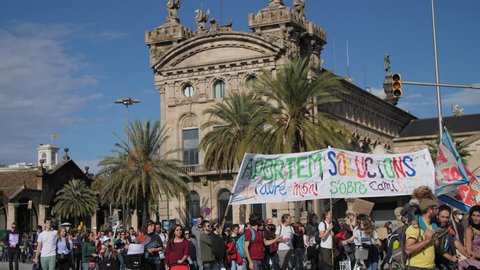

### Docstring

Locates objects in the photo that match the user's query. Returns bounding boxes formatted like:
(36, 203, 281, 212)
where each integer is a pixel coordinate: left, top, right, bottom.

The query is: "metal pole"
(431, 0, 443, 140)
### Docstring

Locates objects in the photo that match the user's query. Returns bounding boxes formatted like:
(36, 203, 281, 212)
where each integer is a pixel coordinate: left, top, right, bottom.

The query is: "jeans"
(294, 248, 305, 270)
(277, 249, 295, 270)
(203, 261, 221, 270)
(117, 252, 125, 269)
(8, 248, 19, 270)
(40, 255, 56, 270)
(231, 260, 243, 270)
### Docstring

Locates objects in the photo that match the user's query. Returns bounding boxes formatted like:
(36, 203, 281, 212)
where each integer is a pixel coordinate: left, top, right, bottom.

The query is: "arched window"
(217, 189, 232, 226)
(183, 84, 195, 97)
(245, 75, 257, 90)
(214, 80, 226, 98)
(186, 191, 201, 223)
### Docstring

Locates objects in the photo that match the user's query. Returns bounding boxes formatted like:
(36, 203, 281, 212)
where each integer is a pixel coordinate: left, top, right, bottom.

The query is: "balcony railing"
(181, 164, 239, 176)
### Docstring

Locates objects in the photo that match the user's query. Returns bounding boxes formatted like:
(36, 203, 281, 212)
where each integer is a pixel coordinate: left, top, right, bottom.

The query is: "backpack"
(386, 224, 422, 267)
(210, 233, 227, 260)
(385, 225, 407, 266)
(236, 228, 255, 259)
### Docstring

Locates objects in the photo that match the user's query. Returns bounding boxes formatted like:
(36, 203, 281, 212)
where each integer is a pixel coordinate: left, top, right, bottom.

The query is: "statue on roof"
(293, 0, 305, 16)
(167, 0, 181, 21)
(195, 8, 210, 31)
(269, 0, 284, 7)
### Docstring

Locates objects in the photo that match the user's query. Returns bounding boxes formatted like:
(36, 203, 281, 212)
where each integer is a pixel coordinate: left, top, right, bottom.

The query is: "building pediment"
(153, 31, 281, 72)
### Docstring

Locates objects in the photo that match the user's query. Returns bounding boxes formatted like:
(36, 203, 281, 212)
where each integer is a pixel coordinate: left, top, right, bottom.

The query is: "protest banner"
(229, 148, 434, 205)
(436, 128, 480, 211)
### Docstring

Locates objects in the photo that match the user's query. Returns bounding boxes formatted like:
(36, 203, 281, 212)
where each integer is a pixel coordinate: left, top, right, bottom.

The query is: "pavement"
(0, 261, 36, 270)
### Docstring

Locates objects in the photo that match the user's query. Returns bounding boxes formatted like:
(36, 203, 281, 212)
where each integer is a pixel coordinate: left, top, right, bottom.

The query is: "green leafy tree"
(200, 92, 272, 172)
(200, 92, 272, 223)
(254, 57, 350, 154)
(97, 120, 191, 226)
(253, 58, 350, 220)
(428, 133, 471, 165)
(53, 179, 97, 226)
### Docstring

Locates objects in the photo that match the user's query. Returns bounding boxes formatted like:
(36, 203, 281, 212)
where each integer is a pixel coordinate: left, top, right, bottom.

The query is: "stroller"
(169, 263, 190, 270)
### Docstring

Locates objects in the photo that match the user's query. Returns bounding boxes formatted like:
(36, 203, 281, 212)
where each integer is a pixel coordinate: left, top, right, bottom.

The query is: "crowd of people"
(4, 186, 480, 270)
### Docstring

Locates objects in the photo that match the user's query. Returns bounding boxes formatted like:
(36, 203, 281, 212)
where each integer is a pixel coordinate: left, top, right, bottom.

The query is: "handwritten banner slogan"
(229, 148, 435, 205)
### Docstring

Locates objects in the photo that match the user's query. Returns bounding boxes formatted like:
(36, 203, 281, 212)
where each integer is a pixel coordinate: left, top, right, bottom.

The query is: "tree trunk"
(239, 204, 246, 224)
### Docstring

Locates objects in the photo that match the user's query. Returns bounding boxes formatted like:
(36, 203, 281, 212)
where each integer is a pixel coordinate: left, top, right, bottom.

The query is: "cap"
(419, 198, 439, 212)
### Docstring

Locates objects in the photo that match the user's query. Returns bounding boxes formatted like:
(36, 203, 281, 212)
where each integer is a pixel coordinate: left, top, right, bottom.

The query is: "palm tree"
(97, 120, 191, 226)
(53, 179, 97, 226)
(428, 133, 471, 165)
(200, 92, 272, 223)
(255, 57, 350, 154)
(253, 57, 350, 220)
(200, 92, 272, 172)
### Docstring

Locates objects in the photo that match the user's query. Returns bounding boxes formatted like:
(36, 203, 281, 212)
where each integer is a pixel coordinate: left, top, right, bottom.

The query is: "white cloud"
(366, 87, 386, 99)
(443, 87, 480, 107)
(91, 31, 127, 42)
(0, 22, 100, 164)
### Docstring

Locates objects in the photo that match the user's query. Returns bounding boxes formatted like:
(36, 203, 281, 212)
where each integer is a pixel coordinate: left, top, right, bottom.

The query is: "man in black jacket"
(5, 222, 22, 270)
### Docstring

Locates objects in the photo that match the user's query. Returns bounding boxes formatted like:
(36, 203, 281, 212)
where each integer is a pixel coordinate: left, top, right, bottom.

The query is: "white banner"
(229, 148, 435, 205)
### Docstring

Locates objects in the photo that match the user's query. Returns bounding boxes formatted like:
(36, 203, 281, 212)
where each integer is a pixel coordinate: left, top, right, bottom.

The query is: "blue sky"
(1, 0, 479, 172)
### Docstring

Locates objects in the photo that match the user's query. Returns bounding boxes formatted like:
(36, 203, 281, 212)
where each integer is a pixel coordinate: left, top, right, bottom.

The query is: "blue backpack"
(236, 227, 256, 259)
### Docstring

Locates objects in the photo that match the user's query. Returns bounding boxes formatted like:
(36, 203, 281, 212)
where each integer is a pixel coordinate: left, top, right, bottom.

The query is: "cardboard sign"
(377, 227, 389, 240)
(347, 198, 374, 215)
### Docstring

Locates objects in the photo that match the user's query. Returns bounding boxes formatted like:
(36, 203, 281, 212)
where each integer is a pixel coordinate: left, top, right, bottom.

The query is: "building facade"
(0, 146, 96, 232)
(145, 1, 480, 226)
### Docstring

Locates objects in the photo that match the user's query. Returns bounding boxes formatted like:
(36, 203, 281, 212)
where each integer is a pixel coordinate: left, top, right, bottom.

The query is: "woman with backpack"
(56, 227, 72, 270)
(226, 224, 243, 270)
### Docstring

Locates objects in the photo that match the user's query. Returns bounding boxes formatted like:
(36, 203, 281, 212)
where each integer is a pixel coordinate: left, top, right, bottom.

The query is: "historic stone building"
(0, 145, 96, 231)
(145, 0, 480, 226)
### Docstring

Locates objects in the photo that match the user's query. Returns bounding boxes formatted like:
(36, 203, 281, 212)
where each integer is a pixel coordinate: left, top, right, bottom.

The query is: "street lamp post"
(115, 98, 140, 132)
(114, 97, 140, 229)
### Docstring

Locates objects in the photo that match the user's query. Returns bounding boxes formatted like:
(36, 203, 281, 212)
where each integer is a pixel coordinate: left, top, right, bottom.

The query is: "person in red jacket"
(226, 224, 243, 270)
(165, 224, 190, 269)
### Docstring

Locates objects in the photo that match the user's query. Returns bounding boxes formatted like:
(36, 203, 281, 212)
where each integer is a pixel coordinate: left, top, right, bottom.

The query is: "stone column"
(91, 211, 97, 232)
(131, 211, 138, 230)
(7, 203, 15, 226)
(38, 204, 48, 227)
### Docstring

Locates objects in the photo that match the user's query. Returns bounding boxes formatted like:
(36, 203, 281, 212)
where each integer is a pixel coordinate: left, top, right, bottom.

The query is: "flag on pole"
(435, 127, 478, 211)
(51, 133, 58, 139)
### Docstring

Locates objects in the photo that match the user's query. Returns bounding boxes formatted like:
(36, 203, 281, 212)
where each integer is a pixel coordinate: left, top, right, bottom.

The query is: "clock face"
(183, 84, 194, 97)
(42, 153, 47, 159)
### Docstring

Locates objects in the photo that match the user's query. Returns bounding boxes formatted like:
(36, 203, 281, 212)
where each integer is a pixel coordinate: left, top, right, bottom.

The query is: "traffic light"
(392, 73, 402, 97)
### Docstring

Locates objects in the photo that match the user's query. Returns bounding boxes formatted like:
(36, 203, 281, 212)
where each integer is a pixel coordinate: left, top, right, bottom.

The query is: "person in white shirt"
(318, 211, 334, 270)
(34, 218, 58, 270)
(275, 213, 295, 269)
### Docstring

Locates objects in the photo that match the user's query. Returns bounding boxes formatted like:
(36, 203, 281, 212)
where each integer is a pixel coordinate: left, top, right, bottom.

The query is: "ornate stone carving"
(195, 8, 210, 31)
(182, 115, 198, 128)
(167, 0, 181, 23)
(293, 0, 305, 16)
